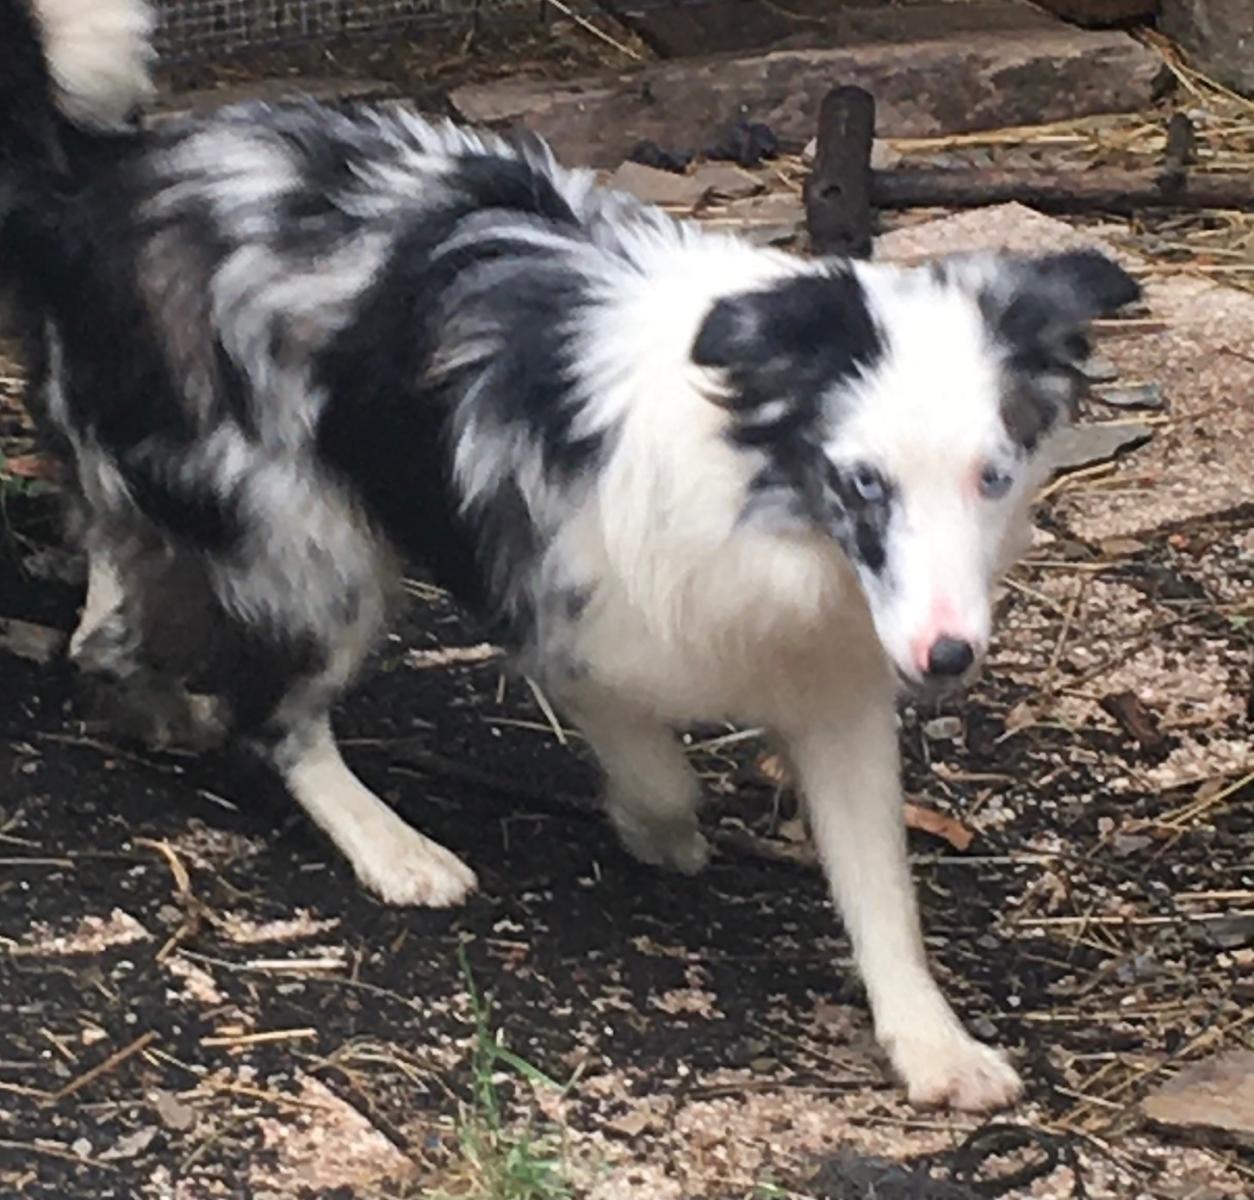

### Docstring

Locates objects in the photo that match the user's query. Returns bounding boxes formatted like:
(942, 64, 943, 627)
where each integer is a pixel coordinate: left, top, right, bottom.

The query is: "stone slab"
(1143, 1050, 1254, 1148)
(1162, 0, 1254, 97)
(607, 161, 710, 208)
(452, 29, 1163, 168)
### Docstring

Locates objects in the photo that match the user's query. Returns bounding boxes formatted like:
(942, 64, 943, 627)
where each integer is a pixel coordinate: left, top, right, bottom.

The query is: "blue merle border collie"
(2, 0, 1139, 1111)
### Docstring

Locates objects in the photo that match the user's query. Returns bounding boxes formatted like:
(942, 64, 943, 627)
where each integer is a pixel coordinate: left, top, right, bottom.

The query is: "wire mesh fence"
(154, 0, 705, 62)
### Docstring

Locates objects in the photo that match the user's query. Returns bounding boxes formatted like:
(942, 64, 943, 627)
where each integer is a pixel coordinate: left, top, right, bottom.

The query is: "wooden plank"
(1034, 0, 1160, 25)
(600, 0, 1064, 60)
(452, 29, 1165, 168)
(596, 0, 818, 58)
(832, 1, 1064, 42)
(870, 166, 1254, 212)
(150, 76, 400, 124)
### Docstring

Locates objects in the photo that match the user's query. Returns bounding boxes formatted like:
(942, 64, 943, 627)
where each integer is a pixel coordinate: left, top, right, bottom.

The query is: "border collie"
(0, 0, 1139, 1110)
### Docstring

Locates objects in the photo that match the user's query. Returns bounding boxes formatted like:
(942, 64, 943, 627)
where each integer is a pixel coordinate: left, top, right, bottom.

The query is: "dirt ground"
(1, 21, 1253, 1200)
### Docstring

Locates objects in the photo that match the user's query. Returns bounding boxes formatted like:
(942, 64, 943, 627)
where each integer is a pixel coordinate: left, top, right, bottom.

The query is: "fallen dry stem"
(45, 1030, 159, 1105)
(200, 1028, 319, 1049)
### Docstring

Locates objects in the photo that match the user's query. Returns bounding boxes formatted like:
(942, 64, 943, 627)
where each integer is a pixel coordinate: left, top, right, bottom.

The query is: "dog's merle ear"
(996, 250, 1141, 353)
(982, 251, 1140, 450)
(691, 272, 881, 410)
(1029, 250, 1142, 317)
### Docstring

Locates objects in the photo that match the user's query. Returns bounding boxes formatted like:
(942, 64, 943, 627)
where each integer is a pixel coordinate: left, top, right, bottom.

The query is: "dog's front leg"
(565, 693, 710, 876)
(783, 680, 1022, 1112)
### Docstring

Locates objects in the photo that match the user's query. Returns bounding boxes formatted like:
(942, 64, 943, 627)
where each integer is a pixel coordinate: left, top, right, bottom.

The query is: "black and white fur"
(1, 0, 1139, 1111)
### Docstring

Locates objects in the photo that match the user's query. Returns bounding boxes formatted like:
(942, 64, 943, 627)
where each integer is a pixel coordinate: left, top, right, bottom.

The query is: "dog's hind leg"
(267, 712, 477, 907)
(69, 542, 230, 752)
(566, 692, 709, 875)
(215, 514, 477, 906)
(69, 547, 123, 661)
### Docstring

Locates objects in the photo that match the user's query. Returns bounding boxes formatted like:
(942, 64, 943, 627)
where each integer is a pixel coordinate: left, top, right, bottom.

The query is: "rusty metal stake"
(804, 85, 875, 259)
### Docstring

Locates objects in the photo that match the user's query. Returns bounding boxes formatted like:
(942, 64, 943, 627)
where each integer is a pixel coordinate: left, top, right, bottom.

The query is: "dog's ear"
(691, 272, 881, 411)
(1026, 249, 1141, 316)
(981, 250, 1141, 449)
(691, 292, 770, 374)
(994, 250, 1141, 360)
(693, 275, 853, 372)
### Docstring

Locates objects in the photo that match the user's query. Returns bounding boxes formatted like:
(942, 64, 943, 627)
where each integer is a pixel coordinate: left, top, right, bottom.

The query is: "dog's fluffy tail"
(0, 0, 154, 161)
(33, 0, 155, 128)
(0, 0, 153, 332)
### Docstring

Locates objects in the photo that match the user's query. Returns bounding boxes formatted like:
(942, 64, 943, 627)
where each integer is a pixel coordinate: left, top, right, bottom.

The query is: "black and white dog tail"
(0, 0, 153, 172)
(0, 0, 153, 343)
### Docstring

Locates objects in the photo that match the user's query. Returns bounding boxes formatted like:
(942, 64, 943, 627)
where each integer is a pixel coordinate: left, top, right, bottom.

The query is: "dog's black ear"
(691, 272, 881, 411)
(1026, 250, 1141, 318)
(693, 275, 860, 371)
(996, 250, 1141, 354)
(691, 292, 769, 371)
(984, 250, 1140, 451)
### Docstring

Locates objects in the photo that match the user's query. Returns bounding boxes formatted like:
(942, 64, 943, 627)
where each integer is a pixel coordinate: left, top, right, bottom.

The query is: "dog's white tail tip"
(29, 0, 156, 127)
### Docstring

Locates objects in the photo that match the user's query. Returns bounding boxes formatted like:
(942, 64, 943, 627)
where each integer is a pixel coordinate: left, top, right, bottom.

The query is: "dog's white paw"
(183, 693, 230, 751)
(663, 829, 712, 875)
(353, 827, 478, 908)
(887, 1026, 1023, 1112)
(68, 621, 94, 663)
(611, 808, 710, 875)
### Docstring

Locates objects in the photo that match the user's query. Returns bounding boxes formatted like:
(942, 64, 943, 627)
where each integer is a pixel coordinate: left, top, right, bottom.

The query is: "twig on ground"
(45, 1031, 159, 1105)
(541, 0, 641, 61)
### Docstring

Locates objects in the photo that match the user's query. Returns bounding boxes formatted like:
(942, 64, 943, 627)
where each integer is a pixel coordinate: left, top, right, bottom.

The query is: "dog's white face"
(691, 250, 1140, 690)
(823, 265, 1035, 688)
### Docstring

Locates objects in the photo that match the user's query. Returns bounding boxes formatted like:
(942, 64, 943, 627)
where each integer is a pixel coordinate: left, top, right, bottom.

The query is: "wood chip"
(2, 452, 63, 481)
(1049, 421, 1154, 473)
(903, 802, 975, 852)
(689, 161, 762, 201)
(922, 716, 963, 742)
(1003, 699, 1039, 736)
(1079, 355, 1120, 383)
(1091, 382, 1165, 410)
(753, 751, 790, 786)
(608, 160, 709, 208)
(99, 1127, 158, 1162)
(1143, 1050, 1254, 1149)
(753, 752, 973, 850)
(404, 642, 501, 670)
(0, 617, 66, 665)
(1099, 690, 1166, 750)
(152, 1089, 197, 1133)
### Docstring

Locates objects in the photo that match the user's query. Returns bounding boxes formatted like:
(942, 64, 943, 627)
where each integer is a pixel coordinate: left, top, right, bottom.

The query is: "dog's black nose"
(927, 637, 974, 678)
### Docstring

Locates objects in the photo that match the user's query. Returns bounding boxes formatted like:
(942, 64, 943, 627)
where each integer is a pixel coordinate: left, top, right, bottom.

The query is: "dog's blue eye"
(980, 465, 1014, 499)
(852, 466, 886, 504)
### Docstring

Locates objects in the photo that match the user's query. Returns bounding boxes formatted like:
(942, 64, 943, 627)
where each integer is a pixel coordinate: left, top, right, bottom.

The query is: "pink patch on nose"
(932, 597, 960, 627)
(911, 635, 934, 675)
(911, 599, 965, 674)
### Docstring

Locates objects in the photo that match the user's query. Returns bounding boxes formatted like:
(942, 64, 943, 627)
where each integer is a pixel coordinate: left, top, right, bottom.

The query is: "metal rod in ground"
(804, 85, 875, 259)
